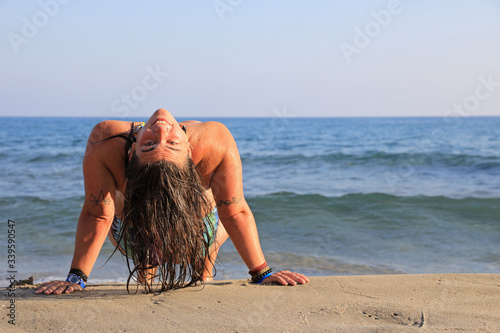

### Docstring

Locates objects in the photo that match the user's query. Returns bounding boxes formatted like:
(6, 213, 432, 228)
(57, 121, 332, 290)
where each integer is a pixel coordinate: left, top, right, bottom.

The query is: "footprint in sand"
(362, 308, 424, 327)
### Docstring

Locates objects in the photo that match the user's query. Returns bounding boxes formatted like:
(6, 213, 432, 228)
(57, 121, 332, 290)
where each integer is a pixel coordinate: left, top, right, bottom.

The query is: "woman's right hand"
(35, 280, 83, 295)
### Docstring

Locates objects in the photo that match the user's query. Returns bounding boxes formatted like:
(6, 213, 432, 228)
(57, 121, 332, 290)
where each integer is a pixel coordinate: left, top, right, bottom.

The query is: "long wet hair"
(104, 123, 214, 293)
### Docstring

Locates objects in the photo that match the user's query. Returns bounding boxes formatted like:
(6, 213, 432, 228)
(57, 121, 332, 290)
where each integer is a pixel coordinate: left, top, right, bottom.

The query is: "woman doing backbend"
(36, 109, 309, 294)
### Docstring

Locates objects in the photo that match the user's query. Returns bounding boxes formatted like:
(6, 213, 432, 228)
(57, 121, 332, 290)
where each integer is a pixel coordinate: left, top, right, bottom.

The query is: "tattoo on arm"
(89, 190, 111, 211)
(217, 196, 242, 207)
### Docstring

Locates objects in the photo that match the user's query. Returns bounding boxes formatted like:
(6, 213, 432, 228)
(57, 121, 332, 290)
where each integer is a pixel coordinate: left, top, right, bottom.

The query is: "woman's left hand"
(260, 270, 309, 286)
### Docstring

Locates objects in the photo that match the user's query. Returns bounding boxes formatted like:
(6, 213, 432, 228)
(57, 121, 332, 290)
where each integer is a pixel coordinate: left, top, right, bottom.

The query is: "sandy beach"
(1, 274, 499, 332)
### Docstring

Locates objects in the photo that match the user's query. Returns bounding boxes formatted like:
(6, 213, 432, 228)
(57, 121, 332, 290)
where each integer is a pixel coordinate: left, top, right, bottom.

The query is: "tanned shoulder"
(191, 121, 239, 183)
(190, 121, 234, 155)
(88, 120, 130, 144)
(84, 121, 130, 156)
(204, 121, 238, 161)
(203, 121, 234, 145)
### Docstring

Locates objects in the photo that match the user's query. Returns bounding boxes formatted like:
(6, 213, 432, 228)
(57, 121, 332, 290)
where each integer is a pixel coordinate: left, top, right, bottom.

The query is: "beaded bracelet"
(256, 271, 273, 284)
(69, 268, 88, 283)
(251, 268, 273, 283)
(251, 267, 270, 280)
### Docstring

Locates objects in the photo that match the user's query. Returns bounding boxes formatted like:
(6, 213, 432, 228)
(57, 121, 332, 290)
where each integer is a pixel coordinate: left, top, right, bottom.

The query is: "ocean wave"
(24, 152, 80, 163)
(241, 151, 500, 170)
(249, 191, 500, 201)
(247, 191, 500, 225)
(0, 194, 84, 202)
(247, 191, 500, 274)
(0, 195, 51, 205)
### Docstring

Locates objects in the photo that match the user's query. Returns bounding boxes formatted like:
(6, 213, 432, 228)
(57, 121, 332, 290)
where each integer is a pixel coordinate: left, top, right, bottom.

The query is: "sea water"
(0, 116, 499, 285)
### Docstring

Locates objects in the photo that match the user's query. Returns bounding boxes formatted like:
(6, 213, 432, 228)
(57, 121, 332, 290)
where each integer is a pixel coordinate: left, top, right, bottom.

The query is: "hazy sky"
(1, 0, 499, 118)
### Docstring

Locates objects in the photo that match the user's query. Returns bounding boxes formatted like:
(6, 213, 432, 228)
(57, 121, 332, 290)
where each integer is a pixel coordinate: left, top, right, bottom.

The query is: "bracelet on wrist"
(250, 266, 271, 282)
(69, 268, 88, 282)
(251, 267, 273, 283)
(252, 268, 269, 280)
(66, 274, 86, 289)
(256, 271, 273, 284)
(249, 262, 268, 275)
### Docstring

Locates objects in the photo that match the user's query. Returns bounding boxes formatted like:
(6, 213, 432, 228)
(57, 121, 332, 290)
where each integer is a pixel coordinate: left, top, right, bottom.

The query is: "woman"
(36, 109, 309, 294)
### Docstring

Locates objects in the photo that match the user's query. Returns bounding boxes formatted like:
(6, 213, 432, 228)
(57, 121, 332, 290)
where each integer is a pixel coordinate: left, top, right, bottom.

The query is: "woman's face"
(132, 109, 189, 165)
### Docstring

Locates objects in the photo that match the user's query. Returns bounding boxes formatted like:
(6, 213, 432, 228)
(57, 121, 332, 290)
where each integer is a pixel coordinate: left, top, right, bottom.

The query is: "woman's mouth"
(154, 119, 173, 126)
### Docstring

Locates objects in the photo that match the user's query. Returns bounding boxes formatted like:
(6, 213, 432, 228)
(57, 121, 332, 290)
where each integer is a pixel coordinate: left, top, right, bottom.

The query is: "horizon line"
(1, 115, 499, 119)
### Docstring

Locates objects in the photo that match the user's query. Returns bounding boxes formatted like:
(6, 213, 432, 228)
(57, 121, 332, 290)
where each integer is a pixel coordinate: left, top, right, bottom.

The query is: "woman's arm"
(209, 123, 308, 285)
(36, 124, 118, 294)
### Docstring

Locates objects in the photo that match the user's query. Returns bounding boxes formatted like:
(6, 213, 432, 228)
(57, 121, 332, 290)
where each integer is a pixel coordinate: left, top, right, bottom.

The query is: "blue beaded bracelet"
(256, 271, 273, 284)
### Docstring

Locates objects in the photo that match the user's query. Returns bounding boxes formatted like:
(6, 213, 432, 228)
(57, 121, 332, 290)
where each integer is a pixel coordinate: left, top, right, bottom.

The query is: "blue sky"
(1, 0, 499, 118)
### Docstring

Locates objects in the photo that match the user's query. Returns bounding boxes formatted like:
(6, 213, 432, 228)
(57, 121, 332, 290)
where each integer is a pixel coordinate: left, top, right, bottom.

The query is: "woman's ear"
(128, 142, 136, 161)
(187, 142, 193, 158)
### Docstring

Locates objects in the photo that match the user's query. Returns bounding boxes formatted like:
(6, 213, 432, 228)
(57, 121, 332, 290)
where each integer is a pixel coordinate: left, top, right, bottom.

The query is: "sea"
(1, 116, 499, 286)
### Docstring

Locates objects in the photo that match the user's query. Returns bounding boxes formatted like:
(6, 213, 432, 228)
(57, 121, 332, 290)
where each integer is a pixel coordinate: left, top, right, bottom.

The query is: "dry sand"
(2, 274, 499, 332)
